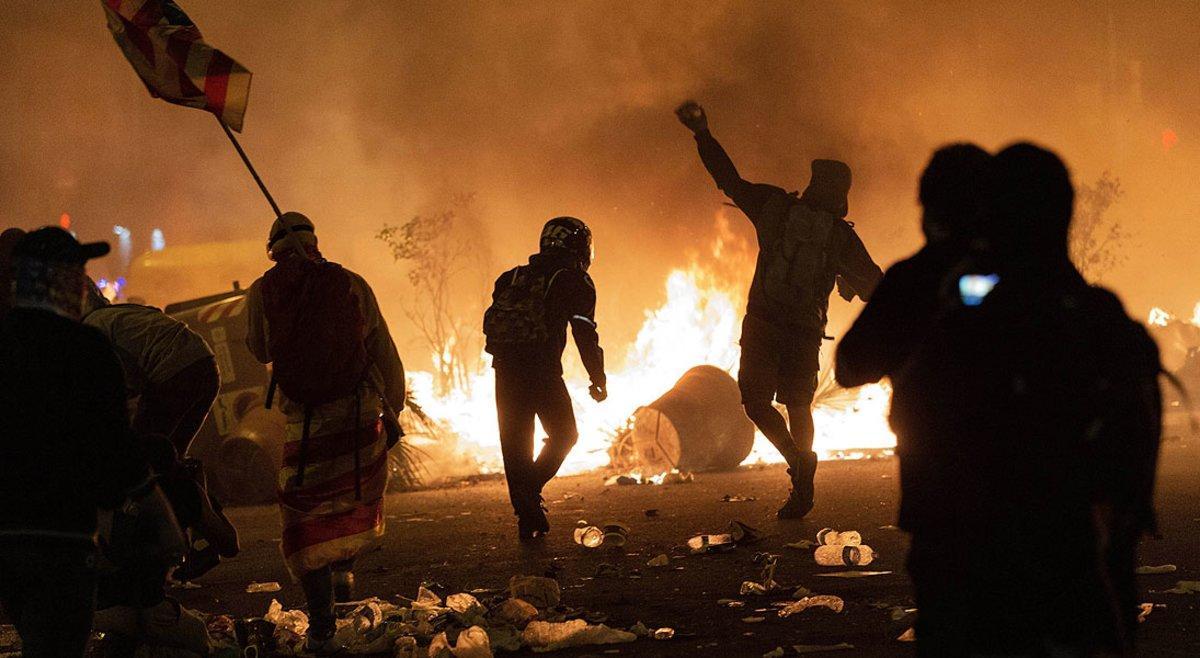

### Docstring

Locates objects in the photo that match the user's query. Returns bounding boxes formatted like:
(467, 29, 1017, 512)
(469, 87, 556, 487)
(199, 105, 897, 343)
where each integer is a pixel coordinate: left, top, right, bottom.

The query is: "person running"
(676, 101, 883, 518)
(484, 216, 607, 541)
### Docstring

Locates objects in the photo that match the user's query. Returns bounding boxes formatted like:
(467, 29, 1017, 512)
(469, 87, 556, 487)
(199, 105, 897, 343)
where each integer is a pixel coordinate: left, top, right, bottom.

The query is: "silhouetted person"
(484, 217, 607, 541)
(83, 282, 220, 457)
(837, 143, 991, 390)
(245, 212, 406, 655)
(676, 101, 883, 518)
(0, 227, 26, 320)
(0, 227, 182, 658)
(890, 144, 1162, 655)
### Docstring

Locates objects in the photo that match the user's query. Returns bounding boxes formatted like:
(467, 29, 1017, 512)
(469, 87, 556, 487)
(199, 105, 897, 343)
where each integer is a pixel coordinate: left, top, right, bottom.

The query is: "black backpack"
(483, 265, 563, 351)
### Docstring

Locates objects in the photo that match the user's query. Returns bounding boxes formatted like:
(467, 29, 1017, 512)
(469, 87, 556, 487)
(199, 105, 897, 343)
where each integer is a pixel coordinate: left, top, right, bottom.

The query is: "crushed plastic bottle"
(653, 627, 675, 640)
(687, 533, 734, 553)
(814, 544, 875, 566)
(778, 595, 845, 617)
(574, 525, 604, 548)
(816, 528, 861, 546)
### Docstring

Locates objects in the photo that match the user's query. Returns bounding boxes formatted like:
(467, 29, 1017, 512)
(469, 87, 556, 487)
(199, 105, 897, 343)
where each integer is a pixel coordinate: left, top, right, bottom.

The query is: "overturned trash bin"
(630, 366, 754, 473)
(216, 405, 286, 504)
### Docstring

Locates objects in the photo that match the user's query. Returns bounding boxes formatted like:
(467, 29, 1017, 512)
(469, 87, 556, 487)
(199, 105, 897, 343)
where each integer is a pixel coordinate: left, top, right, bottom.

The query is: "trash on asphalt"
(741, 616, 766, 623)
(574, 523, 604, 548)
(816, 528, 862, 546)
(509, 575, 562, 608)
(897, 627, 917, 642)
(647, 554, 670, 568)
(1162, 580, 1200, 594)
(245, 581, 282, 593)
(493, 598, 538, 628)
(814, 544, 875, 567)
(1135, 564, 1177, 575)
(690, 521, 762, 553)
(778, 595, 845, 617)
(653, 627, 676, 640)
(785, 539, 816, 551)
(722, 494, 757, 502)
(763, 647, 785, 658)
(446, 592, 484, 615)
(521, 619, 637, 651)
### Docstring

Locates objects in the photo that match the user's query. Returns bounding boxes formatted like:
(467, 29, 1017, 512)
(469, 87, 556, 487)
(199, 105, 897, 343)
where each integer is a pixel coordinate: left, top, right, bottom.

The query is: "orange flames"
(410, 216, 896, 477)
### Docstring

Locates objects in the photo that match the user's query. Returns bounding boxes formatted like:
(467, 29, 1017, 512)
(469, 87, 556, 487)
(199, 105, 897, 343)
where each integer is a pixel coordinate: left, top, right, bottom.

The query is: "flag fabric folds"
(101, 0, 252, 131)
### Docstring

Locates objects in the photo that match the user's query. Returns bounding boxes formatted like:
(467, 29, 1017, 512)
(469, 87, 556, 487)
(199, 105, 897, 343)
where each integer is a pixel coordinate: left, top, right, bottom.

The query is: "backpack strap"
(295, 404, 313, 487)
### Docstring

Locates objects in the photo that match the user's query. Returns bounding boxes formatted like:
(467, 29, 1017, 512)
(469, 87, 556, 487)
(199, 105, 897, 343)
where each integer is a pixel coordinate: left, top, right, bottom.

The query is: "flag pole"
(217, 118, 282, 217)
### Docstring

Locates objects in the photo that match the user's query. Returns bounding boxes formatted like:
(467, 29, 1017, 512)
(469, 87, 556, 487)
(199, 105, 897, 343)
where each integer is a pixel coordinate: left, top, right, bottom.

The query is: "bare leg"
(743, 401, 802, 467)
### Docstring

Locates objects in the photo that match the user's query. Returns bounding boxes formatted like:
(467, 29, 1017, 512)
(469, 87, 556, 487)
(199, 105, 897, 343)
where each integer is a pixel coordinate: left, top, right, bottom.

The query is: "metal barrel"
(630, 365, 754, 473)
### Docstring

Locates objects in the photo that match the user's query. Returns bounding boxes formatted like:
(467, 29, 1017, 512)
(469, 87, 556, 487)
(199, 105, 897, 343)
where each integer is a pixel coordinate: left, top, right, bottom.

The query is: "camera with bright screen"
(958, 274, 1000, 307)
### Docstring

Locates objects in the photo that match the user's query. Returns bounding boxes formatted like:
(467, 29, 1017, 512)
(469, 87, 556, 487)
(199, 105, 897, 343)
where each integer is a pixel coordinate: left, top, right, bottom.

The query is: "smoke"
(1, 1, 1198, 367)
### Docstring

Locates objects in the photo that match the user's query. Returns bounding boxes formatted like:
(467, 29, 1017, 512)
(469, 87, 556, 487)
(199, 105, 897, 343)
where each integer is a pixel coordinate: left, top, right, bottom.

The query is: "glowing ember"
(410, 221, 897, 477)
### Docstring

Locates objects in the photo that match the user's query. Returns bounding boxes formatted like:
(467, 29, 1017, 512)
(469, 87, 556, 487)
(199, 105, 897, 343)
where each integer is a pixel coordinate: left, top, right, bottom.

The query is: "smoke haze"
(2, 1, 1197, 368)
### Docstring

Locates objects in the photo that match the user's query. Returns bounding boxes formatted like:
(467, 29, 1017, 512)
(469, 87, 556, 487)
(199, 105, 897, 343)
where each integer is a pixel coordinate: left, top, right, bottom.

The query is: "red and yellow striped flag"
(101, 0, 252, 131)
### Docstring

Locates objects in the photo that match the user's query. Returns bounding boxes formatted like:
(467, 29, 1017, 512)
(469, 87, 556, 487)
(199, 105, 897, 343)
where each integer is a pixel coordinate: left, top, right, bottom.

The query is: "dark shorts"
(738, 315, 821, 406)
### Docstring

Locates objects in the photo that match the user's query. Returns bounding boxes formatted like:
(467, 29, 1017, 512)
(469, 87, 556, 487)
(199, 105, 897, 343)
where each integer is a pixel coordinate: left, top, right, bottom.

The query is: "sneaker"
(516, 492, 550, 542)
(777, 453, 818, 520)
(776, 491, 814, 519)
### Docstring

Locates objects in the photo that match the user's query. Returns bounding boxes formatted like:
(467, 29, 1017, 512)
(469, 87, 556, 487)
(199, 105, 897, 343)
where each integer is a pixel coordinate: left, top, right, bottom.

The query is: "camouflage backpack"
(760, 201, 839, 315)
(483, 265, 563, 351)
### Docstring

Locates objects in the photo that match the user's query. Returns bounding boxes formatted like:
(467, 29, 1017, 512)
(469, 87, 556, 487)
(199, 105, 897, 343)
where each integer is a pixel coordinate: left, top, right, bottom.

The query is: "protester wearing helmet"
(483, 216, 607, 541)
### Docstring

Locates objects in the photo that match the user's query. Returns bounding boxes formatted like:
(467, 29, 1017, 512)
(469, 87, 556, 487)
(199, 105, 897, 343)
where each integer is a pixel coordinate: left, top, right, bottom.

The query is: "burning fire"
(410, 217, 896, 477)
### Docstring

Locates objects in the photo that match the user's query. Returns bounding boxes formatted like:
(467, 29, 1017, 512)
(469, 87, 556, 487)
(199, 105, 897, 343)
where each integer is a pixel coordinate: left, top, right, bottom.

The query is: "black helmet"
(539, 216, 593, 270)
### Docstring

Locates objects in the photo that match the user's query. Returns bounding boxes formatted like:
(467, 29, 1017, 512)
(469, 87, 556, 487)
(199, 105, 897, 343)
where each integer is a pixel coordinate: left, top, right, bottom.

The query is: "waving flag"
(101, 0, 252, 131)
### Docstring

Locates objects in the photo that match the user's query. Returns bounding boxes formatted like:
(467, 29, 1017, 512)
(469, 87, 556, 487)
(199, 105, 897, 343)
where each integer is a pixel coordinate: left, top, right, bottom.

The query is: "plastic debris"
(1135, 564, 1177, 575)
(688, 521, 762, 553)
(778, 595, 845, 617)
(509, 576, 562, 609)
(574, 524, 604, 548)
(688, 533, 735, 553)
(816, 528, 862, 546)
(429, 632, 453, 657)
(1162, 580, 1200, 594)
(628, 621, 651, 638)
(814, 544, 875, 567)
(763, 647, 785, 658)
(1138, 603, 1155, 623)
(740, 581, 769, 596)
(653, 627, 675, 640)
(647, 554, 670, 568)
(722, 494, 757, 502)
(815, 570, 893, 578)
(785, 540, 816, 551)
(898, 627, 917, 642)
(245, 581, 282, 593)
(521, 620, 636, 652)
(412, 586, 445, 610)
(793, 643, 855, 653)
(492, 598, 538, 628)
(742, 616, 766, 623)
(446, 593, 484, 615)
(452, 625, 493, 658)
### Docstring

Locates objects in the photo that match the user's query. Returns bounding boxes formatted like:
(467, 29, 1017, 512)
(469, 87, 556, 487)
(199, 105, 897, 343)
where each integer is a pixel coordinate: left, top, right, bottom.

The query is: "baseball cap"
(13, 227, 110, 264)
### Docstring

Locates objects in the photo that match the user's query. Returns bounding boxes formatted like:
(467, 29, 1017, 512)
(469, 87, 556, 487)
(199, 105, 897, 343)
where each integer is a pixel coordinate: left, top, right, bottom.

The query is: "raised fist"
(675, 100, 708, 133)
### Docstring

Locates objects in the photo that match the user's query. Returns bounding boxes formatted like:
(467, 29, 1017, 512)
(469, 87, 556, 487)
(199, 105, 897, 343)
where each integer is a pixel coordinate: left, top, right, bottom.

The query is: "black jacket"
(0, 308, 148, 541)
(693, 130, 882, 332)
(487, 253, 605, 386)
